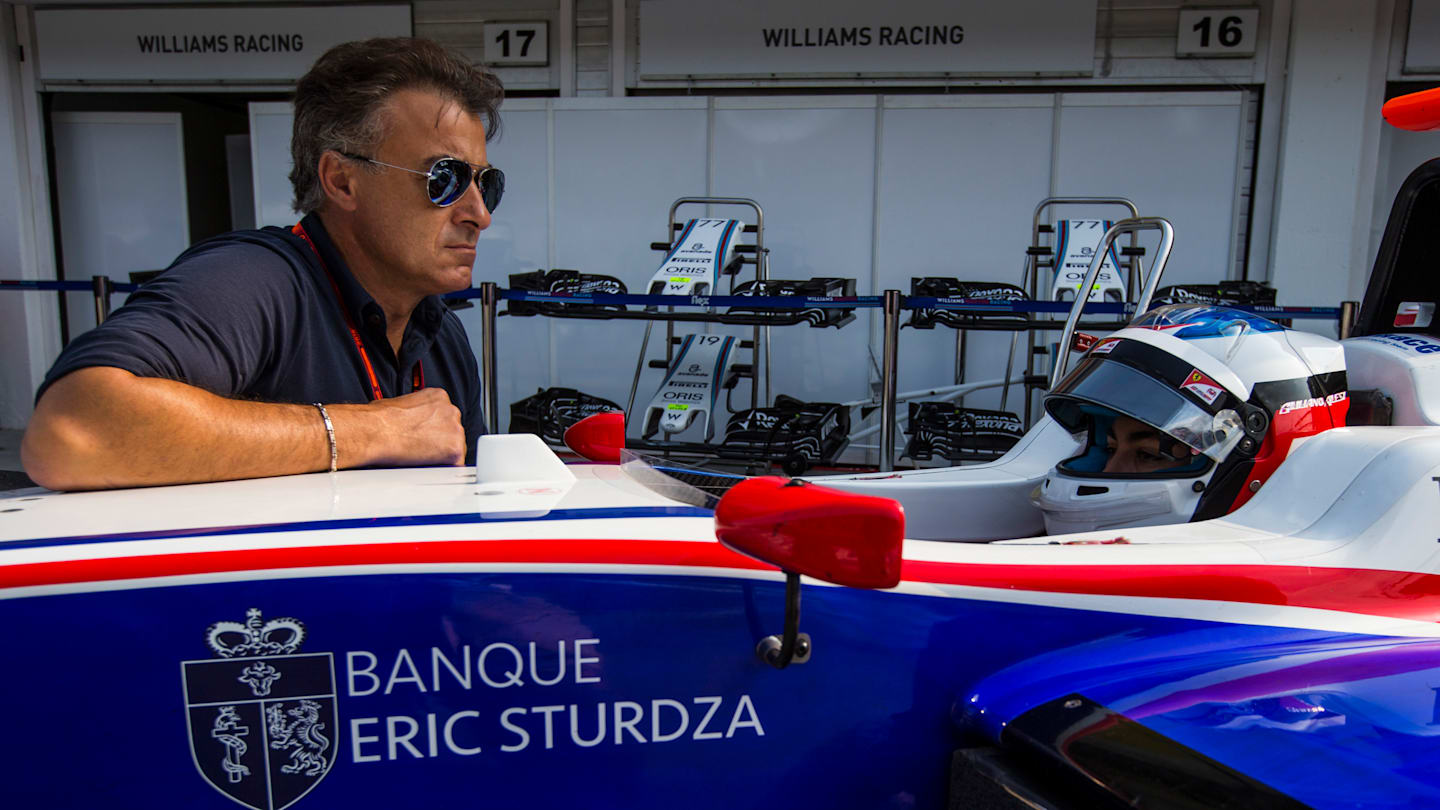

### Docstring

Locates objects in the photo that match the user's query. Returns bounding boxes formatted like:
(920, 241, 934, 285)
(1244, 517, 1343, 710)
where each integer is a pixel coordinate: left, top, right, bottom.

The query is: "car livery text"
(344, 639, 764, 764)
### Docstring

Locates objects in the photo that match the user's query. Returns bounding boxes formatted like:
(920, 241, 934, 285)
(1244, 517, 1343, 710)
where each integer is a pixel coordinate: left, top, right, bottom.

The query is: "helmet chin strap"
(1030, 475, 1196, 536)
(1038, 414, 1215, 534)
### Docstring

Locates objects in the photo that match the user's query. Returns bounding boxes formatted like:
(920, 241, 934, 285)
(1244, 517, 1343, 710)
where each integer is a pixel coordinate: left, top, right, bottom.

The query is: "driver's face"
(1102, 415, 1193, 474)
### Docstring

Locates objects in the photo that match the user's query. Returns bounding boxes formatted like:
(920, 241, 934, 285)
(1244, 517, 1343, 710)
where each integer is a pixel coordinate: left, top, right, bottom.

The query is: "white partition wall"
(51, 112, 189, 337)
(245, 91, 1249, 438)
(548, 98, 708, 419)
(464, 100, 553, 422)
(0, 2, 49, 428)
(1054, 91, 1245, 287)
(1371, 125, 1440, 266)
(248, 102, 296, 229)
(712, 97, 878, 409)
(877, 96, 1056, 410)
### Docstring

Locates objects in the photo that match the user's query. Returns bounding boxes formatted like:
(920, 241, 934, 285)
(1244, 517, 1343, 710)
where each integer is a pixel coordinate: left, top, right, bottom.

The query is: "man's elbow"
(21, 405, 106, 491)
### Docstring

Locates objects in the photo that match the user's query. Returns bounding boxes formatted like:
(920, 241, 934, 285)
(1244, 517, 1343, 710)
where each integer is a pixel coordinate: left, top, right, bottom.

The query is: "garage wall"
(0, 2, 38, 428)
(413, 0, 563, 92)
(545, 98, 708, 419)
(50, 112, 191, 335)
(623, 0, 1276, 90)
(15, 0, 1362, 440)
(1372, 111, 1440, 276)
(409, 2, 1280, 94)
(1268, 0, 1394, 319)
(1372, 2, 1440, 274)
(249, 89, 1250, 438)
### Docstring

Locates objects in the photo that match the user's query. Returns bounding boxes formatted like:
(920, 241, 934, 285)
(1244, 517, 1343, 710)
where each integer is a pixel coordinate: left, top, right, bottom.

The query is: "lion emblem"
(266, 700, 330, 777)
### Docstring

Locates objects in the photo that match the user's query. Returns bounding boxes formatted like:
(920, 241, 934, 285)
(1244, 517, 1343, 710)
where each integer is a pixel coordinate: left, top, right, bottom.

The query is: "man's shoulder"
(168, 227, 311, 277)
(149, 227, 316, 300)
(39, 227, 319, 401)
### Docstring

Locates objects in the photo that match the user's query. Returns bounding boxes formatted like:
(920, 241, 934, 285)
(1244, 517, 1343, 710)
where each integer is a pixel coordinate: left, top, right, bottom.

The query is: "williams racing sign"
(638, 0, 1097, 78)
(34, 6, 411, 84)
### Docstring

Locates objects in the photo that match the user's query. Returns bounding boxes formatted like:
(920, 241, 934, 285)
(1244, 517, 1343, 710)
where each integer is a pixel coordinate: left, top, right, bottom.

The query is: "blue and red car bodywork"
(7, 88, 1440, 810)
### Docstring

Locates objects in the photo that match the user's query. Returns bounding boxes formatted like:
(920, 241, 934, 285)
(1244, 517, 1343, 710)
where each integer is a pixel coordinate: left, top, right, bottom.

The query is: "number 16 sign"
(1176, 8, 1259, 58)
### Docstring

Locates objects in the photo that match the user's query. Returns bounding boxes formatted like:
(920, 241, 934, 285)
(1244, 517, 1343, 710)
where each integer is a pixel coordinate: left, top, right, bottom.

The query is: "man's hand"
(332, 388, 465, 468)
(22, 367, 467, 491)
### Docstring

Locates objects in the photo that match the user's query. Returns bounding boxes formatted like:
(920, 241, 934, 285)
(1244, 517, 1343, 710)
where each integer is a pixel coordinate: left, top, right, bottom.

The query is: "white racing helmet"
(1031, 305, 1349, 535)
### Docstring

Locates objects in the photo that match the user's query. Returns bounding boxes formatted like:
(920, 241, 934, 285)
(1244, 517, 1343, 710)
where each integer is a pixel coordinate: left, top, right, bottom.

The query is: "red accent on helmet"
(1227, 389, 1349, 512)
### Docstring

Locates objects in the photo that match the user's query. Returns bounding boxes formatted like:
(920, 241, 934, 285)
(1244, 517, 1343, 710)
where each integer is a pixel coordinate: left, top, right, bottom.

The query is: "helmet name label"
(1277, 391, 1347, 415)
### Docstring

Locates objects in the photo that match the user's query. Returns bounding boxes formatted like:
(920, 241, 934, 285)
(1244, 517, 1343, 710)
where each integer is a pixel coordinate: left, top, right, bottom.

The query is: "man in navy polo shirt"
(22, 38, 503, 490)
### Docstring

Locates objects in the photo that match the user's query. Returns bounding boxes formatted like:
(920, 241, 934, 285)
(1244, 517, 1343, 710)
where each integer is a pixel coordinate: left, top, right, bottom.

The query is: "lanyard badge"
(292, 222, 423, 400)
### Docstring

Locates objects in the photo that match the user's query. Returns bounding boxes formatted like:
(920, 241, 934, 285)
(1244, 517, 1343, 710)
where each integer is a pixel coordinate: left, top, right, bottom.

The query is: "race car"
(4, 92, 1440, 810)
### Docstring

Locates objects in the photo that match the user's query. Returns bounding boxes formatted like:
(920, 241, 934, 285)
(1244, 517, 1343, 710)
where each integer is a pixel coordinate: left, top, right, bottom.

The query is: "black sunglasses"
(341, 152, 505, 211)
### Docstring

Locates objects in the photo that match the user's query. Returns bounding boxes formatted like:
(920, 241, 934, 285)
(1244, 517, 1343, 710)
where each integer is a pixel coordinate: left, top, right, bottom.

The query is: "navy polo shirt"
(39, 212, 486, 464)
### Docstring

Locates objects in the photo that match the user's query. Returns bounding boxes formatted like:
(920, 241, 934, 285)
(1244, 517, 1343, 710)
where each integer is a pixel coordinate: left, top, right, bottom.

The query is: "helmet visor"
(1046, 359, 1243, 461)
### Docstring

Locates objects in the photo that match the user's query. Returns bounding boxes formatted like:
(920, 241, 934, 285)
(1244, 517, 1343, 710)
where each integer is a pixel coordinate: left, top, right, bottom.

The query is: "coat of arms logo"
(181, 608, 338, 809)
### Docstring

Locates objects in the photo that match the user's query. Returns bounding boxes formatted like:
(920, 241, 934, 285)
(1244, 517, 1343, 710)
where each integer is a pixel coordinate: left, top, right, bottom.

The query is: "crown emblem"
(205, 608, 306, 658)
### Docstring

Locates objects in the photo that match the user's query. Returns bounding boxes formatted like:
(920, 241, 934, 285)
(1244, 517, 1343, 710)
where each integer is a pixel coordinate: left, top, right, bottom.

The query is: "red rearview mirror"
(563, 411, 625, 463)
(1383, 86, 1440, 132)
(715, 476, 904, 590)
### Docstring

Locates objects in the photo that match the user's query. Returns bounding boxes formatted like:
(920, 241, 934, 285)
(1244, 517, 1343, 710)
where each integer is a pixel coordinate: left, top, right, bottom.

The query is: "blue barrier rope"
(0, 279, 1344, 321)
(0, 279, 139, 293)
(1222, 304, 1345, 319)
(495, 289, 1343, 320)
(487, 289, 886, 309)
(904, 296, 1344, 320)
(904, 296, 1130, 315)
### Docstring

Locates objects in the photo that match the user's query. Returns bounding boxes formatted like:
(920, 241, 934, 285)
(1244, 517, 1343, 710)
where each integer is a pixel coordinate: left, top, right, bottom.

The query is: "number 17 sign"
(484, 22, 549, 66)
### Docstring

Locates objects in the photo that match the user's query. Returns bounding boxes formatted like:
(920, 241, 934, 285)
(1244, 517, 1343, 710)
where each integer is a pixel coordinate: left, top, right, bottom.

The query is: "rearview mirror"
(563, 411, 625, 463)
(715, 476, 903, 590)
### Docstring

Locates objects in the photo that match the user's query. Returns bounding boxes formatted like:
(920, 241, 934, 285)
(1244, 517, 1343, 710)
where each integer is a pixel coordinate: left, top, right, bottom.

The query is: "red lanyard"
(293, 222, 423, 401)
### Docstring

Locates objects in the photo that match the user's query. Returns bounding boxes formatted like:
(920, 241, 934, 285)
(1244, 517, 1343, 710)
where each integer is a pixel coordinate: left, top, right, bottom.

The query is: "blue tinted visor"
(1045, 359, 1243, 460)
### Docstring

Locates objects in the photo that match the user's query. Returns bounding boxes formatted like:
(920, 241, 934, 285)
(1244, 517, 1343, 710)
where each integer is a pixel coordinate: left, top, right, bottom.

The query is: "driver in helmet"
(1101, 414, 1199, 474)
(1032, 305, 1349, 535)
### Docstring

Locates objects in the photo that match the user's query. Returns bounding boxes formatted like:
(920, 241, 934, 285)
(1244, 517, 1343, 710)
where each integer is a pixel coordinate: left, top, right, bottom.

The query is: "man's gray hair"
(289, 37, 503, 214)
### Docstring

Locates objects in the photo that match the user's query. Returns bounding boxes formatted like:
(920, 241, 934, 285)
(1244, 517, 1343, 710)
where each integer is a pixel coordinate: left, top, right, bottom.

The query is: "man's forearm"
(23, 367, 381, 490)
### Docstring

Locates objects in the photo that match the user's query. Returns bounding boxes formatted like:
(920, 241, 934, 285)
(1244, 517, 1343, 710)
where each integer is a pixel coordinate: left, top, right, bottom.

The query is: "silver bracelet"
(313, 403, 337, 473)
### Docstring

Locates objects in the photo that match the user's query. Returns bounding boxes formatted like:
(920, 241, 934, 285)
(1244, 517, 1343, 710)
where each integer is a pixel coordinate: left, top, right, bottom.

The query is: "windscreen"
(618, 450, 748, 509)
